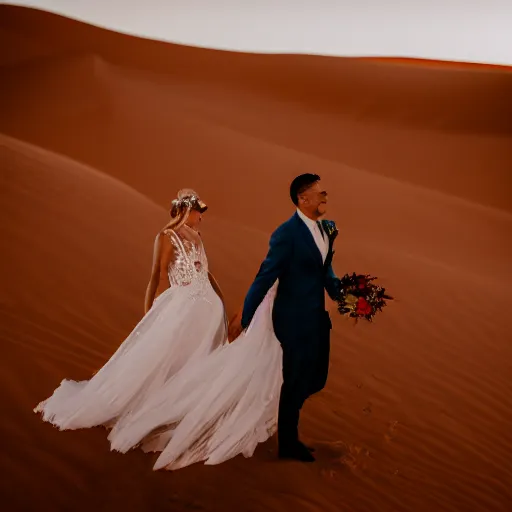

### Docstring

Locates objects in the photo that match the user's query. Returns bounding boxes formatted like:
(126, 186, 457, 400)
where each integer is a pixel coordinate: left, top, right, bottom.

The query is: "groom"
(230, 173, 340, 462)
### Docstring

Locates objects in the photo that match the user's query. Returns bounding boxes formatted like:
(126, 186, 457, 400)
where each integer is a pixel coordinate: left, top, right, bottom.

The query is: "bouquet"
(336, 273, 392, 322)
(319, 219, 392, 321)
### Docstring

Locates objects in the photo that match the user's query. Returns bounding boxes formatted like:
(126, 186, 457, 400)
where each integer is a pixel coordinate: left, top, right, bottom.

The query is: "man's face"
(299, 181, 328, 218)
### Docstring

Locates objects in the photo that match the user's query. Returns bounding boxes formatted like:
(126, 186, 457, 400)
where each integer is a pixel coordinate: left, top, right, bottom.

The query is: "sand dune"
(1, 5, 512, 512)
(1, 6, 512, 213)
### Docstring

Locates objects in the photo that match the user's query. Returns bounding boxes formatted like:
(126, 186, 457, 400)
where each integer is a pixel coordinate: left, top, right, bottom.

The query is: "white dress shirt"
(296, 209, 329, 263)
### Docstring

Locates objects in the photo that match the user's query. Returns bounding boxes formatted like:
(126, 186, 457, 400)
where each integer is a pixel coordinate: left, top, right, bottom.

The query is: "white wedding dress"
(34, 228, 227, 430)
(35, 228, 283, 470)
(109, 282, 282, 470)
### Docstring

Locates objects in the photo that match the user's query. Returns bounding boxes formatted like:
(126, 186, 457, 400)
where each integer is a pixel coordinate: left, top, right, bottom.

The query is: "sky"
(6, 0, 512, 66)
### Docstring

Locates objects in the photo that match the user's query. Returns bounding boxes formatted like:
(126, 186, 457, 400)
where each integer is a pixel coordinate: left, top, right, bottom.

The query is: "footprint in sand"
(316, 440, 374, 480)
(339, 443, 373, 476)
(320, 468, 339, 481)
(384, 420, 399, 443)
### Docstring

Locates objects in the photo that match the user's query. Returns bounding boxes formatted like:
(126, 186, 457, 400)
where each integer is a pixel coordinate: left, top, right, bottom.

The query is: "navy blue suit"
(242, 212, 339, 448)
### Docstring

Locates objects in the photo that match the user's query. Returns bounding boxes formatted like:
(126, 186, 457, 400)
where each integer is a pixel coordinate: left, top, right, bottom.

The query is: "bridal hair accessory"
(171, 194, 208, 215)
(335, 273, 393, 322)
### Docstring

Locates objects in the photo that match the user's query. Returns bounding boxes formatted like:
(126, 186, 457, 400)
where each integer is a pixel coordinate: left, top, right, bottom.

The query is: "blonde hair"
(162, 188, 200, 233)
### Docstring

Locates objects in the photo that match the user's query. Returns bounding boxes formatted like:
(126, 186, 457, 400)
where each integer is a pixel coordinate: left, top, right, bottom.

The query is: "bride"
(34, 189, 227, 431)
(36, 188, 284, 471)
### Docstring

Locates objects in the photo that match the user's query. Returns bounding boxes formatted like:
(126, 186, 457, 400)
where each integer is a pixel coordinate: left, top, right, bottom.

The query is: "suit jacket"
(242, 213, 339, 347)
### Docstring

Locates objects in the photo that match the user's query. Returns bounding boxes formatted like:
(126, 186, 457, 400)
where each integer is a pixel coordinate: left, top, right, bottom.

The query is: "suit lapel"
(322, 219, 338, 270)
(293, 213, 323, 267)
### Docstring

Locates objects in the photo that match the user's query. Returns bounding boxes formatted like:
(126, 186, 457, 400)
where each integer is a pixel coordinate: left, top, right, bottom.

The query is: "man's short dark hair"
(290, 173, 321, 206)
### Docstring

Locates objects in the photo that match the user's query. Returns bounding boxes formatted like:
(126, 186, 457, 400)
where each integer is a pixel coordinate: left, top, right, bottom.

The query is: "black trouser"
(277, 312, 331, 449)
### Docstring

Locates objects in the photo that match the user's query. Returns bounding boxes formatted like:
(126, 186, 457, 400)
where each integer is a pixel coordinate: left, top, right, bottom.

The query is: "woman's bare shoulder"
(156, 229, 176, 250)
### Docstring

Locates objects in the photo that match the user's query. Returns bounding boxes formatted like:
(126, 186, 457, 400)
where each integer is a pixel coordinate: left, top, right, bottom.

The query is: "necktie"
(316, 221, 325, 240)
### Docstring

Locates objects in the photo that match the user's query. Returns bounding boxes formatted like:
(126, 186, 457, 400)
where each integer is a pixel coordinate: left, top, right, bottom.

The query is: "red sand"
(1, 6, 511, 512)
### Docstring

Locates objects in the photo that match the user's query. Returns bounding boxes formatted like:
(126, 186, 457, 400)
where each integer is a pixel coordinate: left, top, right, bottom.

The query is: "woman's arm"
(208, 271, 224, 303)
(208, 270, 230, 339)
(144, 233, 165, 314)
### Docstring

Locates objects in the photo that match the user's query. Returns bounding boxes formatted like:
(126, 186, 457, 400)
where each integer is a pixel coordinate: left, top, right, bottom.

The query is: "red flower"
(356, 297, 372, 316)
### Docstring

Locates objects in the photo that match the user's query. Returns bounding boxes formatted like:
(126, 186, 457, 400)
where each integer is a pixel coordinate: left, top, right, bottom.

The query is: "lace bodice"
(166, 228, 209, 294)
